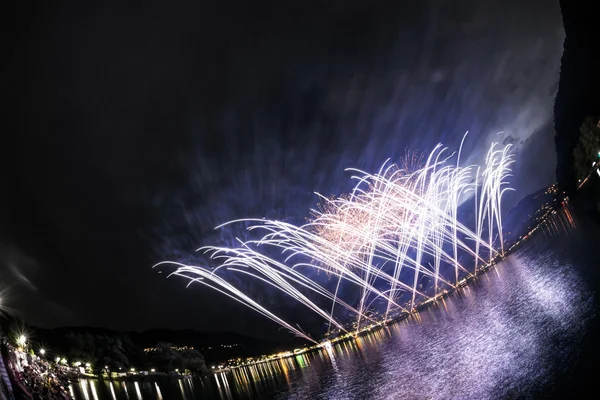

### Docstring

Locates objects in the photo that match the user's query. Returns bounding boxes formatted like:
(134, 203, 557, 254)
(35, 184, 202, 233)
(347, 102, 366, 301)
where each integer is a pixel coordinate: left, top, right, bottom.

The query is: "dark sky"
(3, 0, 563, 340)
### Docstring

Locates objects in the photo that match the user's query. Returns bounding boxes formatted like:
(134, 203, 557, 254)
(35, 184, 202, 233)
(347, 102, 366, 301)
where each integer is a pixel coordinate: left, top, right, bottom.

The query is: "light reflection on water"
(72, 206, 596, 399)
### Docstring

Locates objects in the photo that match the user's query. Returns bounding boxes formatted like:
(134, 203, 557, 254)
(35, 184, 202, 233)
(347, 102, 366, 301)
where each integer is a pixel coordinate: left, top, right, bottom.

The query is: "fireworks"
(156, 138, 514, 342)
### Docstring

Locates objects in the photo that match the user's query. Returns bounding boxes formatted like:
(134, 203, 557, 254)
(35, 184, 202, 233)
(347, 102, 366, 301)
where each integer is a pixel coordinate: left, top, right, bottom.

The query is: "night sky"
(3, 0, 563, 340)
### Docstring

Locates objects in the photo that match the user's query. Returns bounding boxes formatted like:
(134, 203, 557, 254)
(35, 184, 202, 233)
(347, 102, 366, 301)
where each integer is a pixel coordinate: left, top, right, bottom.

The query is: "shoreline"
(71, 199, 564, 381)
(212, 200, 564, 374)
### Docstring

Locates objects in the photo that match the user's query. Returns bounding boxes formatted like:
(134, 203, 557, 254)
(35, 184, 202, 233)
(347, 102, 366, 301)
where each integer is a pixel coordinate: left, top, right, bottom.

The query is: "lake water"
(71, 204, 600, 399)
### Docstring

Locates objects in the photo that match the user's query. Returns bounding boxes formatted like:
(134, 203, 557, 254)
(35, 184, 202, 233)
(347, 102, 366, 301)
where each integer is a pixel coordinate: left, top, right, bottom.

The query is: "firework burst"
(156, 137, 514, 342)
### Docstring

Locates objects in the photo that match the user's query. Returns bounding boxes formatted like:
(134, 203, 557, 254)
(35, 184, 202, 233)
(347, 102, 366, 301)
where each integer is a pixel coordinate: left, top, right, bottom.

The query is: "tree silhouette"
(573, 116, 600, 180)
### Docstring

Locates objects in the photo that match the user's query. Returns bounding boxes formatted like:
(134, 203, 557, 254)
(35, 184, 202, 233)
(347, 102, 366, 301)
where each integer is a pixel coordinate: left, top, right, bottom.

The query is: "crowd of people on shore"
(18, 361, 70, 399)
(0, 337, 71, 400)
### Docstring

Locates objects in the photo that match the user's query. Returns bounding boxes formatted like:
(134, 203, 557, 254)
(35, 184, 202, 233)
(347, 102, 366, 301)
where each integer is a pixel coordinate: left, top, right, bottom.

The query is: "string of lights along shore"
(156, 135, 514, 343)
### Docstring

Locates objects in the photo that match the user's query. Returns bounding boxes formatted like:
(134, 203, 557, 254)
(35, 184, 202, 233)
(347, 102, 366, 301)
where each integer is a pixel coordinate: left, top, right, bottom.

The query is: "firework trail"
(156, 138, 514, 341)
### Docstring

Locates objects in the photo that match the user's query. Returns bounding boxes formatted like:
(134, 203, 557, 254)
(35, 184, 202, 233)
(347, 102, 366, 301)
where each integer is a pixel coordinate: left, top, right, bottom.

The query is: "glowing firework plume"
(156, 137, 514, 342)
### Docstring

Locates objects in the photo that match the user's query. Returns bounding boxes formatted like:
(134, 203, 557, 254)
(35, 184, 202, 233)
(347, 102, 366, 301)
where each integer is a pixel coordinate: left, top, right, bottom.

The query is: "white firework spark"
(156, 138, 514, 341)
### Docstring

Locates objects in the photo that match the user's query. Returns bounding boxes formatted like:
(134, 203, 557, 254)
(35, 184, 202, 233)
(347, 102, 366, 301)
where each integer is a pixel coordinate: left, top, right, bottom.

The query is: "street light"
(40, 349, 46, 356)
(16, 335, 27, 347)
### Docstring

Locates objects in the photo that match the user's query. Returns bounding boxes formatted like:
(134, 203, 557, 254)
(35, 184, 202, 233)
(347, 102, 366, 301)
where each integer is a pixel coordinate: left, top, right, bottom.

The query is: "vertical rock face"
(554, 1, 600, 190)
